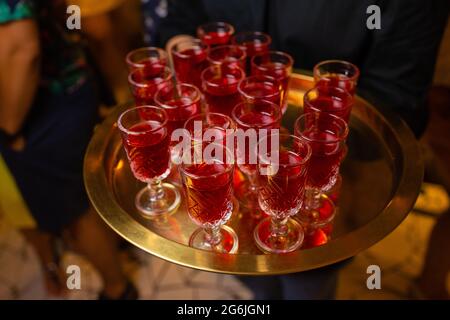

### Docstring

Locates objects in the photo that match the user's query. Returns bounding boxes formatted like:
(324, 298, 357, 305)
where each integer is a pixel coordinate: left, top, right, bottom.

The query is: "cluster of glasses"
(117, 22, 360, 255)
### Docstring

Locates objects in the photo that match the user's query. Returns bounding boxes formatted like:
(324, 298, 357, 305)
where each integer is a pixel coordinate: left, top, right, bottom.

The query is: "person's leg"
(65, 207, 131, 299)
(20, 229, 66, 296)
(416, 209, 450, 299)
(81, 11, 130, 104)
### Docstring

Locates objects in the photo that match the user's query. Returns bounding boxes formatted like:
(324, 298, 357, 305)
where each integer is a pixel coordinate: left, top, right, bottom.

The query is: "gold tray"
(84, 73, 423, 275)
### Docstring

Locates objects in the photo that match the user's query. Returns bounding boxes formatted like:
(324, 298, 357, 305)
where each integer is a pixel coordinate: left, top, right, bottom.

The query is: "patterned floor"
(0, 183, 448, 300)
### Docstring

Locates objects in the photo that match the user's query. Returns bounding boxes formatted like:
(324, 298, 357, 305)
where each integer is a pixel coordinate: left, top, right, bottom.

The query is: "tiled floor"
(0, 183, 447, 300)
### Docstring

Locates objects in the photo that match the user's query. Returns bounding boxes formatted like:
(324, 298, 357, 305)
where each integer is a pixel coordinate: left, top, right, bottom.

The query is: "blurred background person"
(155, 0, 449, 299)
(0, 0, 136, 299)
(66, 0, 140, 106)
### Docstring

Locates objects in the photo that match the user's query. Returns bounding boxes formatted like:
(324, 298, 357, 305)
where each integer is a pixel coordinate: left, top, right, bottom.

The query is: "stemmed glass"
(171, 38, 209, 89)
(126, 47, 168, 72)
(231, 32, 272, 74)
(183, 112, 236, 148)
(201, 64, 245, 117)
(154, 83, 202, 143)
(238, 75, 282, 108)
(254, 133, 311, 253)
(303, 85, 354, 124)
(294, 112, 348, 229)
(179, 141, 238, 253)
(207, 45, 246, 70)
(313, 60, 360, 96)
(118, 106, 181, 217)
(231, 100, 281, 216)
(128, 65, 173, 106)
(197, 22, 235, 47)
(251, 51, 293, 114)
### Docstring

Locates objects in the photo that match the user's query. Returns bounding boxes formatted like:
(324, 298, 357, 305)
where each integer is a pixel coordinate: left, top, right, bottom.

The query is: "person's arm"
(81, 12, 131, 104)
(67, 0, 131, 104)
(358, 0, 449, 136)
(0, 19, 40, 136)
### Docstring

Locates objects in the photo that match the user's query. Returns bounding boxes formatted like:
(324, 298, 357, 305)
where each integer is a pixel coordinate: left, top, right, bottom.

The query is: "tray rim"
(83, 73, 423, 275)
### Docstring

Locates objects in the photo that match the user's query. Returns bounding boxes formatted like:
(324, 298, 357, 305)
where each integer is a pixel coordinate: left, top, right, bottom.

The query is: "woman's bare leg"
(66, 208, 128, 299)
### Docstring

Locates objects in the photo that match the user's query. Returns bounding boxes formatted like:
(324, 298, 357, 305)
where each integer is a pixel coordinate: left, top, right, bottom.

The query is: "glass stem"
(205, 225, 222, 246)
(305, 187, 321, 210)
(148, 179, 165, 202)
(270, 216, 289, 238)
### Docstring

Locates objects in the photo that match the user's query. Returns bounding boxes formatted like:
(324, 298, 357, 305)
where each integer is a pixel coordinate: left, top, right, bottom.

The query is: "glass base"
(297, 194, 336, 230)
(189, 225, 239, 253)
(254, 217, 304, 254)
(135, 182, 181, 218)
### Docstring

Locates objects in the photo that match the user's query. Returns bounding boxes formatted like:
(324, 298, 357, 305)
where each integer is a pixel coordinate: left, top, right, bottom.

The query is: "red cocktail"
(231, 32, 271, 74)
(122, 121, 170, 181)
(126, 47, 168, 72)
(202, 65, 245, 117)
(179, 142, 238, 253)
(197, 22, 235, 47)
(232, 101, 281, 216)
(128, 66, 172, 106)
(313, 60, 360, 96)
(154, 83, 202, 143)
(303, 85, 354, 123)
(238, 75, 282, 108)
(254, 134, 311, 253)
(207, 45, 246, 70)
(183, 112, 236, 148)
(251, 51, 293, 114)
(295, 112, 348, 229)
(118, 106, 181, 217)
(171, 39, 209, 89)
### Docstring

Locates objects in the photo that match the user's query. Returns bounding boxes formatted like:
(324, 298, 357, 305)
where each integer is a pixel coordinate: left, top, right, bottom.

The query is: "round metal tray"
(84, 73, 423, 275)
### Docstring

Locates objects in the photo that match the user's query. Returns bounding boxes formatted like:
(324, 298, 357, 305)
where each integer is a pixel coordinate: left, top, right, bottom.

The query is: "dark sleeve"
(358, 0, 449, 136)
(157, 0, 209, 46)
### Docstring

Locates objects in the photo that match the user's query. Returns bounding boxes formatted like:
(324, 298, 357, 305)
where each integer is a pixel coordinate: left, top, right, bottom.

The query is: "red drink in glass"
(128, 65, 172, 105)
(231, 32, 271, 74)
(179, 142, 238, 253)
(238, 75, 282, 108)
(232, 100, 281, 216)
(254, 134, 311, 253)
(207, 45, 246, 70)
(202, 65, 245, 117)
(303, 85, 354, 124)
(251, 51, 293, 114)
(258, 150, 309, 215)
(182, 161, 234, 225)
(118, 106, 180, 217)
(295, 112, 348, 229)
(295, 113, 348, 191)
(184, 112, 236, 148)
(126, 47, 168, 72)
(154, 83, 202, 143)
(171, 39, 209, 89)
(197, 22, 235, 47)
(300, 130, 344, 190)
(232, 101, 281, 175)
(122, 121, 171, 181)
(313, 60, 360, 96)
